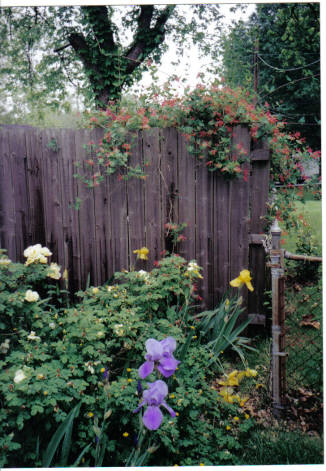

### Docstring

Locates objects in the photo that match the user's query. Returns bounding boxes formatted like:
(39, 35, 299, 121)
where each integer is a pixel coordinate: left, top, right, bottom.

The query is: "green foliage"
(0, 248, 260, 467)
(221, 3, 320, 150)
(197, 295, 254, 366)
(164, 222, 187, 249)
(0, 5, 222, 112)
(42, 402, 81, 467)
(239, 429, 323, 465)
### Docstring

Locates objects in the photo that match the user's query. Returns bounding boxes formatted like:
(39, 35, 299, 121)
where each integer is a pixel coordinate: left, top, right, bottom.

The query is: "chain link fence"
(267, 220, 322, 433)
(284, 278, 323, 432)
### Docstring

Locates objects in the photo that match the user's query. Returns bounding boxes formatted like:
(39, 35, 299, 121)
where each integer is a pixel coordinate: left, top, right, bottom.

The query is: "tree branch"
(68, 32, 93, 71)
(54, 43, 71, 53)
(124, 5, 175, 74)
(80, 6, 115, 51)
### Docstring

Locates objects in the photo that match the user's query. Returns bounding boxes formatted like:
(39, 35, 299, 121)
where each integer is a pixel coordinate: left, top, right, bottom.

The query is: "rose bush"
(0, 247, 262, 466)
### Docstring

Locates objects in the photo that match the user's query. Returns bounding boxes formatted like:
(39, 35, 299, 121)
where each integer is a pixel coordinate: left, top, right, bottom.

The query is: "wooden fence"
(0, 123, 270, 318)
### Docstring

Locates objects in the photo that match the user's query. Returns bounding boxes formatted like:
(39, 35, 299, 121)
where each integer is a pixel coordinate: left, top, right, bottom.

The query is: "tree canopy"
(221, 3, 320, 149)
(0, 4, 221, 114)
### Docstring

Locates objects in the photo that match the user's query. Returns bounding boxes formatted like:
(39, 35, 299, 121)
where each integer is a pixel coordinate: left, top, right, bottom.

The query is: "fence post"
(269, 219, 287, 417)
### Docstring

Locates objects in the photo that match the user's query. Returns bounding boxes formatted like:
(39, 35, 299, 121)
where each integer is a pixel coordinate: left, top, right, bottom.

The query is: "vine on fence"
(74, 77, 320, 230)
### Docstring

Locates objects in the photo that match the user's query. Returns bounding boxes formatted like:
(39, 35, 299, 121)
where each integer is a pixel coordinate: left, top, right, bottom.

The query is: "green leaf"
(42, 402, 81, 467)
(72, 443, 92, 467)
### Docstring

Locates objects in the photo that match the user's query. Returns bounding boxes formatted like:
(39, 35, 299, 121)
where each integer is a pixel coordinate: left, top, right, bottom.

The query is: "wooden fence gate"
(0, 123, 270, 320)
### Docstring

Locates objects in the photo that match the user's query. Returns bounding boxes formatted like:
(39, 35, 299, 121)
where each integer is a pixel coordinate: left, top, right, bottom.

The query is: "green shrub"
(0, 251, 257, 467)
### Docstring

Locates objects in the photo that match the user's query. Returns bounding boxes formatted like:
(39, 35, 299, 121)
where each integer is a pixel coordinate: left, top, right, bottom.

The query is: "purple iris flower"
(103, 368, 109, 380)
(133, 380, 176, 430)
(138, 337, 180, 379)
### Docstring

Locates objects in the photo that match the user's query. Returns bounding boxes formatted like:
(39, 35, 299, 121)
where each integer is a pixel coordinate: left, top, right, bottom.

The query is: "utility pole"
(253, 38, 259, 106)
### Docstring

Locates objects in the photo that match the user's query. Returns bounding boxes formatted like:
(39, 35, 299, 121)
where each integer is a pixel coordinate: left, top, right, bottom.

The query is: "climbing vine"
(75, 78, 320, 230)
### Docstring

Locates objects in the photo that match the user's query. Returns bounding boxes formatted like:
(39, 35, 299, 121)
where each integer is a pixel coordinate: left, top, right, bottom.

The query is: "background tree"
(220, 3, 320, 149)
(0, 4, 222, 114)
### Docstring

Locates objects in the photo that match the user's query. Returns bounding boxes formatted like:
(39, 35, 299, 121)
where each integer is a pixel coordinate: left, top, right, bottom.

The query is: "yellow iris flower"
(230, 269, 254, 292)
(133, 247, 149, 260)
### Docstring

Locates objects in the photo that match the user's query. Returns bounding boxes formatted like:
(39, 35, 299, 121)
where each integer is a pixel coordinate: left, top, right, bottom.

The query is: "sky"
(133, 3, 257, 94)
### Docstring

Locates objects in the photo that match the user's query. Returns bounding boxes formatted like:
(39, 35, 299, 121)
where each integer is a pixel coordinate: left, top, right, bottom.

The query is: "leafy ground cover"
(0, 247, 263, 467)
(0, 242, 323, 466)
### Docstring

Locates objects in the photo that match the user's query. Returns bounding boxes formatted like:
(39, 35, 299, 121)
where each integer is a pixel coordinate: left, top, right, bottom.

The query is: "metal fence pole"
(270, 219, 287, 417)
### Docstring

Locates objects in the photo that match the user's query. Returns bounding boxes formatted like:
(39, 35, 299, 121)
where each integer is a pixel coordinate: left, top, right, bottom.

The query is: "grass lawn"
(280, 191, 322, 252)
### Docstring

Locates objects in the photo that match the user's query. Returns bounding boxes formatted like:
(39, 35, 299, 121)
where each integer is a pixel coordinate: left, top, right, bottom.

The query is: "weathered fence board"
(0, 124, 270, 315)
(248, 138, 271, 319)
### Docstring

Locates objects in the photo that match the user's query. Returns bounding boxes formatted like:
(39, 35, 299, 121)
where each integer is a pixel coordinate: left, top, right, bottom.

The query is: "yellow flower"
(87, 412, 94, 417)
(176, 412, 179, 416)
(170, 394, 175, 399)
(230, 269, 254, 292)
(192, 335, 197, 339)
(226, 425, 231, 430)
(245, 413, 250, 420)
(219, 387, 235, 403)
(126, 368, 131, 372)
(127, 379, 132, 383)
(123, 432, 129, 437)
(43, 391, 48, 396)
(200, 463, 205, 466)
(237, 371, 246, 382)
(246, 368, 258, 377)
(133, 247, 149, 260)
(233, 416, 239, 422)
(239, 396, 249, 407)
(100, 367, 105, 373)
(92, 287, 99, 294)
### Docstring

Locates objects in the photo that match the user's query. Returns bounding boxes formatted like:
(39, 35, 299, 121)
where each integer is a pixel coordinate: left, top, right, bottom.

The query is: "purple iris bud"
(95, 436, 99, 444)
(137, 379, 143, 396)
(138, 337, 180, 379)
(133, 434, 138, 447)
(103, 368, 109, 380)
(133, 380, 176, 430)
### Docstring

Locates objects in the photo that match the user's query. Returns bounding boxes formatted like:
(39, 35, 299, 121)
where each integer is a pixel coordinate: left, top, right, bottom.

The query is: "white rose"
(0, 258, 11, 266)
(114, 324, 124, 337)
(27, 331, 41, 341)
(0, 338, 10, 353)
(47, 263, 61, 280)
(14, 369, 27, 384)
(24, 244, 52, 265)
(40, 246, 52, 257)
(24, 290, 40, 302)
